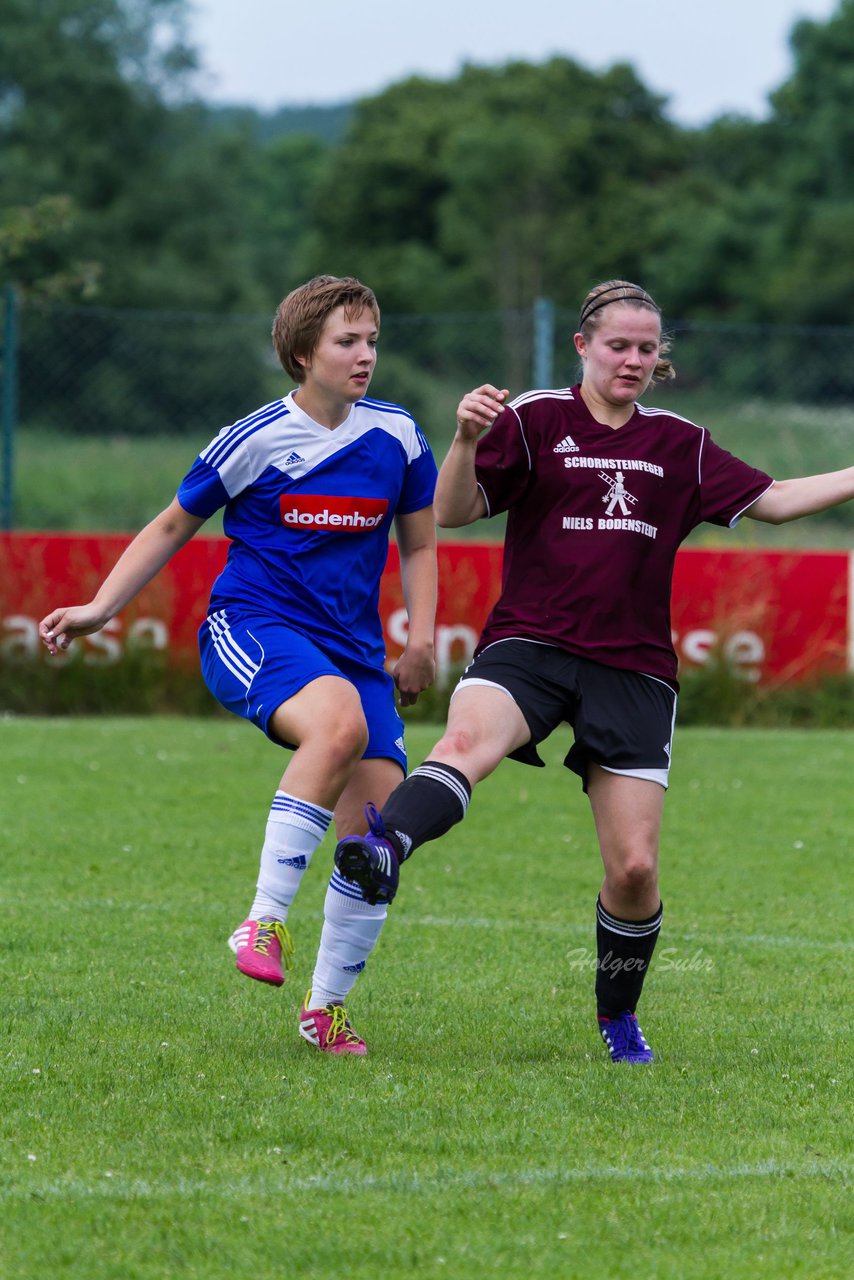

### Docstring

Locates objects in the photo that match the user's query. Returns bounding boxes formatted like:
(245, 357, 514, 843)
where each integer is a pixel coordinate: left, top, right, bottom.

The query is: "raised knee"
(433, 725, 479, 760)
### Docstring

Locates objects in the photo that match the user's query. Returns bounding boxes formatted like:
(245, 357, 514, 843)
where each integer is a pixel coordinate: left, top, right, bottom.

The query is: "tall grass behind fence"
(2, 294, 854, 537)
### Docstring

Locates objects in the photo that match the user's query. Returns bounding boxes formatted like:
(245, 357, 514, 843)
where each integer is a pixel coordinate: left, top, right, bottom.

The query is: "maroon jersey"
(474, 385, 773, 684)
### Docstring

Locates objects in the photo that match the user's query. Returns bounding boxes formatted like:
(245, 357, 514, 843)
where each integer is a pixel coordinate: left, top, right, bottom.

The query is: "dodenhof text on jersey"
(279, 494, 389, 531)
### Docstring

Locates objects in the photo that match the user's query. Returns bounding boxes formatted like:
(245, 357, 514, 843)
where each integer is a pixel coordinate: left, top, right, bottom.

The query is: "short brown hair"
(579, 279, 675, 383)
(272, 275, 380, 383)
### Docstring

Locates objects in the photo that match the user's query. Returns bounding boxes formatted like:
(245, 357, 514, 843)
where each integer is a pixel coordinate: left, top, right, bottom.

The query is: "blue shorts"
(198, 607, 407, 772)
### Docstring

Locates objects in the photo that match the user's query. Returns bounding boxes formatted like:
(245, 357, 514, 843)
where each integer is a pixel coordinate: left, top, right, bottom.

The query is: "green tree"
(244, 133, 336, 302)
(0, 195, 101, 301)
(0, 1, 287, 435)
(0, 0, 194, 215)
(302, 58, 684, 316)
(0, 0, 266, 311)
(758, 0, 854, 325)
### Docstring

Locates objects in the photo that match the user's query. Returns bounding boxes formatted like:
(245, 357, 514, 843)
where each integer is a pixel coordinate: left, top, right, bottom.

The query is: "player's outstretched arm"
(392, 505, 438, 707)
(39, 497, 206, 655)
(434, 384, 508, 528)
(746, 466, 854, 524)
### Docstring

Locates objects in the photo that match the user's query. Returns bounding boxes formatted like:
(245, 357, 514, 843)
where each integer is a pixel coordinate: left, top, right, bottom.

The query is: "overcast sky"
(188, 0, 839, 126)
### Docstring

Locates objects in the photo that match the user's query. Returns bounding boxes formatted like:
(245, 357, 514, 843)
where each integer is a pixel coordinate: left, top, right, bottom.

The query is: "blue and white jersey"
(177, 391, 437, 667)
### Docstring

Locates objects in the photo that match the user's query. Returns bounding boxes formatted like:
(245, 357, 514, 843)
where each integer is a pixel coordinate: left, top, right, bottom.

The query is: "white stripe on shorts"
(207, 609, 261, 688)
(599, 764, 670, 790)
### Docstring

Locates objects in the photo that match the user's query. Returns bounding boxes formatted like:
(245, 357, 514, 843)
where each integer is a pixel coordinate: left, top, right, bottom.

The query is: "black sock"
(380, 761, 472, 861)
(595, 896, 663, 1018)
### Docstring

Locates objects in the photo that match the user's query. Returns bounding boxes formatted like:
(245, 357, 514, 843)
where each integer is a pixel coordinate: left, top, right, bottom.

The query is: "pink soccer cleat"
(298, 992, 367, 1055)
(228, 917, 294, 987)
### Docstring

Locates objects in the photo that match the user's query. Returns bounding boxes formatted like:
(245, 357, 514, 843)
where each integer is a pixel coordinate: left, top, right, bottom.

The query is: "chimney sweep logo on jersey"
(280, 493, 388, 531)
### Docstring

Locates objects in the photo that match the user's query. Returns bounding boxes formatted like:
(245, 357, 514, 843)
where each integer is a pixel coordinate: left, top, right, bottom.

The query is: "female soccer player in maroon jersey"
(334, 279, 854, 1063)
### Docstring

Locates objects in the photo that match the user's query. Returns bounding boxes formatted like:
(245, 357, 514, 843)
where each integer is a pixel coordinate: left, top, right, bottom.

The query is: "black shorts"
(457, 638, 677, 788)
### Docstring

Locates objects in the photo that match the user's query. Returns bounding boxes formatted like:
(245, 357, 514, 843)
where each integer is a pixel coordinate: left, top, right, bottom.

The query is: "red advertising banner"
(0, 533, 850, 686)
(671, 548, 851, 686)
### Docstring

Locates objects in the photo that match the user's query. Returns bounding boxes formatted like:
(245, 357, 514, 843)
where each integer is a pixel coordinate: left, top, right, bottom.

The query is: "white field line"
(3, 1158, 851, 1203)
(1, 897, 852, 951)
(397, 917, 854, 953)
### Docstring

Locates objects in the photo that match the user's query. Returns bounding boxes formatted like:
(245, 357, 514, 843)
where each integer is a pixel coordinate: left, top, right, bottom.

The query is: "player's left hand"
(392, 643, 436, 707)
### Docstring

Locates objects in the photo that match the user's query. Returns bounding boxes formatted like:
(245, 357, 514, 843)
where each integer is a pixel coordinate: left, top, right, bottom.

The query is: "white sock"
(249, 791, 333, 920)
(307, 868, 387, 1008)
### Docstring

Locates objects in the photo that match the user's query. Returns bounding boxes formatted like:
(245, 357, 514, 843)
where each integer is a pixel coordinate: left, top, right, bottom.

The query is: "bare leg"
(230, 675, 369, 985)
(587, 765, 663, 919)
(586, 765, 664, 1055)
(332, 682, 532, 905)
(334, 755, 404, 840)
(268, 674, 369, 807)
(423, 683, 532, 785)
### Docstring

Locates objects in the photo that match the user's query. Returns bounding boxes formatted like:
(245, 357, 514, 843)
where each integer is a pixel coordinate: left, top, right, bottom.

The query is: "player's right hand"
(455, 384, 509, 441)
(39, 604, 108, 655)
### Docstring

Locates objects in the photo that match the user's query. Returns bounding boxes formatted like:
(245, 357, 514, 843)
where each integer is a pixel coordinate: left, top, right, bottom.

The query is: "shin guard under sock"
(595, 896, 663, 1018)
(381, 760, 472, 860)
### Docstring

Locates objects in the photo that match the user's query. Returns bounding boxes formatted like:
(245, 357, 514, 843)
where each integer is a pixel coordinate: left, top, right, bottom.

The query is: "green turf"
(2, 718, 852, 1278)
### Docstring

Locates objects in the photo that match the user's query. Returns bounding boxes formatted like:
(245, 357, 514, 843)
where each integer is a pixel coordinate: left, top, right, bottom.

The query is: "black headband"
(579, 285, 660, 329)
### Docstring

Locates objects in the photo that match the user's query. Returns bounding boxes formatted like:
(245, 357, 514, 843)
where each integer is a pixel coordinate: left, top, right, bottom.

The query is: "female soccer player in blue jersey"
(333, 278, 854, 1064)
(39, 275, 439, 1055)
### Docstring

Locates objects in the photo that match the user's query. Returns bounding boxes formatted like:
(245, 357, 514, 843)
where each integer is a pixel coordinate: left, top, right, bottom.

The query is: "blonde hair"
(579, 279, 675, 383)
(272, 275, 380, 383)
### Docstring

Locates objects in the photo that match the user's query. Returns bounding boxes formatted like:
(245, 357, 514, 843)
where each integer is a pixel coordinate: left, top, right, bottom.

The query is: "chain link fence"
(3, 292, 854, 530)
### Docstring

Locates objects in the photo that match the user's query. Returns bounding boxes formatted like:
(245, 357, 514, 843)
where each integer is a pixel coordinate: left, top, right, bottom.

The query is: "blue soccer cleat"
(597, 1011, 655, 1064)
(334, 802, 400, 905)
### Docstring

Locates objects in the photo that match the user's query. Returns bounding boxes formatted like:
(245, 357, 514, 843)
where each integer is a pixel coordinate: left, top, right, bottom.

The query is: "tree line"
(2, 0, 853, 327)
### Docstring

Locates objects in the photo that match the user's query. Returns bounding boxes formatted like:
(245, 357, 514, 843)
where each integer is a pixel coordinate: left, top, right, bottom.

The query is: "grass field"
(2, 717, 852, 1279)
